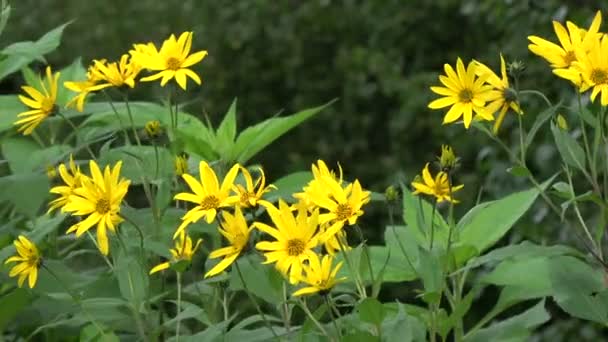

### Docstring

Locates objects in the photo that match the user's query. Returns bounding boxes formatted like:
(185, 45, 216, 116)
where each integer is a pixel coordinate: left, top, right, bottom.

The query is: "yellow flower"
(528, 11, 602, 71)
(48, 155, 88, 213)
(255, 200, 320, 284)
(205, 206, 252, 278)
(293, 160, 343, 210)
(234, 166, 275, 208)
(4, 235, 41, 288)
(150, 231, 202, 274)
(15, 66, 60, 135)
(558, 34, 608, 106)
(320, 223, 349, 256)
(133, 32, 208, 90)
(293, 254, 346, 296)
(473, 54, 523, 133)
(173, 161, 240, 237)
(306, 176, 370, 242)
(63, 160, 130, 255)
(64, 62, 110, 112)
(144, 120, 163, 139)
(174, 154, 188, 176)
(93, 54, 141, 89)
(428, 58, 494, 129)
(411, 163, 463, 203)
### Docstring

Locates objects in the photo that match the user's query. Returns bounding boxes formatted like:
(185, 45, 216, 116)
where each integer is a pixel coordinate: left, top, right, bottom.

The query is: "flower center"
(166, 57, 181, 70)
(233, 232, 248, 249)
(41, 98, 56, 114)
(335, 203, 353, 221)
(590, 68, 608, 85)
(240, 191, 256, 206)
(458, 88, 474, 103)
(286, 239, 306, 256)
(96, 198, 111, 214)
(200, 195, 220, 210)
(563, 50, 576, 66)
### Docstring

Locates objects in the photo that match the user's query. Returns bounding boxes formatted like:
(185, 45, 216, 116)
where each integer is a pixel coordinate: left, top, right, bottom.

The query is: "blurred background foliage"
(2, 0, 608, 339)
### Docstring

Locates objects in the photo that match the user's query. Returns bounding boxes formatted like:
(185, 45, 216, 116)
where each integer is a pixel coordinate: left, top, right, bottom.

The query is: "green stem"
(298, 298, 332, 341)
(123, 93, 141, 146)
(103, 90, 130, 145)
(281, 281, 291, 335)
(337, 236, 366, 298)
(119, 213, 146, 260)
(429, 199, 437, 250)
(518, 89, 553, 107)
(85, 231, 113, 270)
(234, 262, 280, 339)
(57, 112, 96, 159)
(517, 113, 526, 164)
(354, 224, 375, 294)
(388, 203, 418, 277)
(324, 295, 342, 339)
(175, 272, 182, 342)
(577, 92, 595, 184)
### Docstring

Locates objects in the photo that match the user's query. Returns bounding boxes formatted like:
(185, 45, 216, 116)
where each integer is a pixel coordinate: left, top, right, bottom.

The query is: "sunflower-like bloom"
(557, 34, 608, 106)
(4, 235, 41, 288)
(319, 222, 349, 256)
(474, 55, 523, 133)
(234, 166, 275, 208)
(293, 254, 346, 296)
(255, 200, 320, 283)
(48, 155, 88, 213)
(205, 206, 252, 277)
(293, 160, 343, 210)
(93, 54, 141, 89)
(173, 161, 240, 237)
(528, 11, 602, 74)
(411, 163, 463, 203)
(150, 231, 202, 274)
(63, 160, 130, 255)
(15, 66, 60, 135)
(428, 58, 494, 129)
(306, 175, 370, 242)
(64, 61, 109, 112)
(132, 31, 208, 90)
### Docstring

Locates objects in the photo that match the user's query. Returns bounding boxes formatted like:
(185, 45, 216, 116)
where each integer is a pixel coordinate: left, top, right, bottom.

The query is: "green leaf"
(79, 323, 120, 342)
(457, 178, 553, 259)
(0, 173, 49, 217)
(415, 248, 443, 304)
(0, 288, 32, 329)
(215, 98, 238, 157)
(381, 303, 413, 342)
(550, 122, 586, 172)
(98, 145, 174, 184)
(0, 95, 26, 133)
(524, 103, 559, 149)
(229, 254, 283, 304)
(401, 185, 448, 249)
(506, 165, 530, 177)
(265, 171, 312, 203)
(115, 251, 148, 305)
(2, 136, 71, 173)
(464, 300, 550, 342)
(232, 99, 336, 164)
(0, 22, 70, 80)
(358, 298, 386, 326)
(0, 1, 11, 38)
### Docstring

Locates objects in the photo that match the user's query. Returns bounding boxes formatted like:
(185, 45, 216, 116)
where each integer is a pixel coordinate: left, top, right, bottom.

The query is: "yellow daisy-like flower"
(234, 166, 275, 208)
(173, 161, 240, 237)
(64, 61, 109, 112)
(558, 34, 608, 106)
(4, 235, 41, 288)
(15, 66, 60, 135)
(528, 11, 602, 71)
(48, 155, 88, 213)
(320, 222, 349, 256)
(428, 58, 494, 129)
(474, 54, 523, 133)
(293, 160, 343, 210)
(63, 160, 130, 255)
(204, 206, 252, 278)
(93, 54, 141, 89)
(150, 231, 202, 274)
(255, 200, 320, 284)
(174, 154, 188, 176)
(411, 163, 463, 203)
(307, 176, 370, 242)
(133, 31, 208, 90)
(293, 254, 346, 297)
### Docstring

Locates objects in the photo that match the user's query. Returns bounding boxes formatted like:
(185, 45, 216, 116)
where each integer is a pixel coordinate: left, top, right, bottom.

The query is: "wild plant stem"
(123, 93, 141, 146)
(298, 298, 332, 341)
(57, 112, 96, 159)
(175, 272, 182, 342)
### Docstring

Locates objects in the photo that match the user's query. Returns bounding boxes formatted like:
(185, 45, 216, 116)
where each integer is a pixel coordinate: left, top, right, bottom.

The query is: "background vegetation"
(2, 0, 608, 340)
